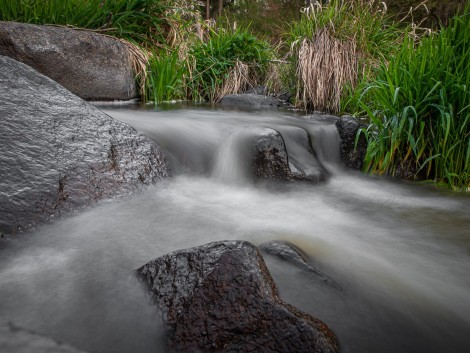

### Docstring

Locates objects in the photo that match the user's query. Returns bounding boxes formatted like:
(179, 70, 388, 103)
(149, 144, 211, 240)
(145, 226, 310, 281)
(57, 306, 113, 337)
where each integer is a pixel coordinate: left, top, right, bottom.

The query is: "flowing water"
(1, 104, 469, 353)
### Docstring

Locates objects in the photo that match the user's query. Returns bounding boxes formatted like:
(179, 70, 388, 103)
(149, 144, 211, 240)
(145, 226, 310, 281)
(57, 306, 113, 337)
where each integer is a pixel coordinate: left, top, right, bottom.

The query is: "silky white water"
(1, 104, 469, 353)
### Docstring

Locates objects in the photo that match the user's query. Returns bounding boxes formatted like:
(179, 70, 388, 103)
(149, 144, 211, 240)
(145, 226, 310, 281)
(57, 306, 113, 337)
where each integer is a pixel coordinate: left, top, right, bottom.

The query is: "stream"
(1, 104, 469, 353)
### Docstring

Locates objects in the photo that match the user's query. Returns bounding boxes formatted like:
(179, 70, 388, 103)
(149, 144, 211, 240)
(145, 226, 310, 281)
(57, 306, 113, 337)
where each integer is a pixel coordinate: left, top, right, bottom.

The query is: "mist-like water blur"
(1, 104, 469, 353)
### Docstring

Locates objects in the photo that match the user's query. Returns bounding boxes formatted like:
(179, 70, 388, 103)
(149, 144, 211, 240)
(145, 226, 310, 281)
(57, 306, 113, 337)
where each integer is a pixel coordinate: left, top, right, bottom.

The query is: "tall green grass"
(144, 50, 186, 103)
(0, 0, 170, 46)
(350, 7, 470, 189)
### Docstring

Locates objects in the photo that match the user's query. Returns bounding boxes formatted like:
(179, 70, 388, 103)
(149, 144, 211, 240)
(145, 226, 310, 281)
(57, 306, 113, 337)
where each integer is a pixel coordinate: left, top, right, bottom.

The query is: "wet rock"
(249, 127, 293, 181)
(259, 241, 340, 289)
(0, 321, 88, 353)
(0, 21, 138, 100)
(137, 240, 340, 353)
(335, 116, 367, 170)
(275, 126, 328, 182)
(304, 113, 340, 123)
(249, 127, 327, 182)
(219, 93, 282, 109)
(0, 55, 169, 235)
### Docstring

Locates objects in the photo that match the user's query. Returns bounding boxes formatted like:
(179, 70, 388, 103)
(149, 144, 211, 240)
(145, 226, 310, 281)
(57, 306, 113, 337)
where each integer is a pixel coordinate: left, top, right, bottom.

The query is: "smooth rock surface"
(137, 240, 340, 353)
(0, 322, 88, 353)
(335, 116, 367, 170)
(0, 55, 169, 235)
(0, 21, 138, 100)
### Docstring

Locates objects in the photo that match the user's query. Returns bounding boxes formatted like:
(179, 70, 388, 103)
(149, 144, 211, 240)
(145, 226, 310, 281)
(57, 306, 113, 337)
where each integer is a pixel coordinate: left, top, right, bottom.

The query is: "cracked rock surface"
(0, 56, 169, 235)
(137, 240, 340, 353)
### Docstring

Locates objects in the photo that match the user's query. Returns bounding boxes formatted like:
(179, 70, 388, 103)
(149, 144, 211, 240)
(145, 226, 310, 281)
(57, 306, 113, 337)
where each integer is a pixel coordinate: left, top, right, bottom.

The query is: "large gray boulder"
(0, 21, 138, 100)
(137, 240, 340, 353)
(0, 56, 169, 235)
(0, 322, 88, 353)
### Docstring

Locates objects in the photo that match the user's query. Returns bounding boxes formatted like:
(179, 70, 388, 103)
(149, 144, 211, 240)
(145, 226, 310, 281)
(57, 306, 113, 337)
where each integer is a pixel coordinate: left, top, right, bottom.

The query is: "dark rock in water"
(242, 86, 292, 105)
(0, 21, 138, 101)
(249, 127, 327, 183)
(137, 240, 340, 353)
(219, 93, 282, 109)
(249, 127, 293, 181)
(259, 241, 340, 289)
(304, 113, 340, 123)
(0, 55, 169, 235)
(335, 116, 367, 170)
(0, 321, 88, 353)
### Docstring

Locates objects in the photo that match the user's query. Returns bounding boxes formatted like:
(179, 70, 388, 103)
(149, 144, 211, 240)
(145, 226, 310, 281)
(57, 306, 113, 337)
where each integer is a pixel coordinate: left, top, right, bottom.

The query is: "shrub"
(188, 26, 273, 102)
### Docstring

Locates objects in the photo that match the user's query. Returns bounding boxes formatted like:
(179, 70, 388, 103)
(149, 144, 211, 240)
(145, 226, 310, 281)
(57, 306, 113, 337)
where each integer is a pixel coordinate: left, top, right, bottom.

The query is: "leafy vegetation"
(188, 26, 272, 102)
(348, 5, 470, 189)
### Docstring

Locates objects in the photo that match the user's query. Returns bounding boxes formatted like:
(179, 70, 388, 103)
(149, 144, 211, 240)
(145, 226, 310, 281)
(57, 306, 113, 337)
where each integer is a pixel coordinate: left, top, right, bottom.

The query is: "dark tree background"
(201, 0, 465, 40)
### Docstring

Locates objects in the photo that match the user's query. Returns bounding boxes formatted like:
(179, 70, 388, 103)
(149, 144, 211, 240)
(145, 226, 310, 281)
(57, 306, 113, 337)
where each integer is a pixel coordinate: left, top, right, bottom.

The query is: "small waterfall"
(308, 124, 341, 165)
(107, 108, 344, 181)
(211, 129, 251, 184)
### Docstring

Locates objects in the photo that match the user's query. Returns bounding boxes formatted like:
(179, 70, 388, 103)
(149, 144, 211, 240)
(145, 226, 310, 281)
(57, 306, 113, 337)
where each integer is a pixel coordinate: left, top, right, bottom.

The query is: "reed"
(144, 49, 186, 103)
(287, 0, 401, 113)
(352, 6, 470, 189)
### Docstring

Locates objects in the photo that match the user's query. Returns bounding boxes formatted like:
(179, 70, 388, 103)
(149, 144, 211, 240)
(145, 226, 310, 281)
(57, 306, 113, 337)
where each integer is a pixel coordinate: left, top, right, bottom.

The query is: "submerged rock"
(0, 322, 88, 353)
(219, 93, 282, 109)
(137, 240, 340, 353)
(259, 241, 340, 289)
(0, 56, 169, 235)
(0, 21, 138, 100)
(335, 116, 367, 170)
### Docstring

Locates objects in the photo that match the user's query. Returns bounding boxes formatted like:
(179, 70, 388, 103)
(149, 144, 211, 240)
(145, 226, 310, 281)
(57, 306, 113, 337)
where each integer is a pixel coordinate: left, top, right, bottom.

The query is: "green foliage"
(0, 0, 170, 46)
(188, 26, 272, 102)
(144, 50, 186, 103)
(349, 7, 470, 189)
